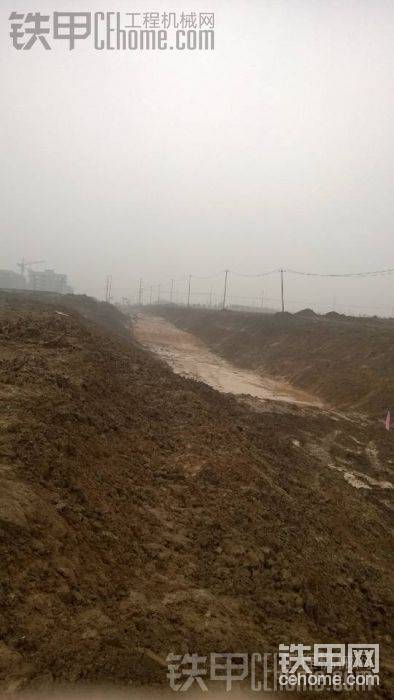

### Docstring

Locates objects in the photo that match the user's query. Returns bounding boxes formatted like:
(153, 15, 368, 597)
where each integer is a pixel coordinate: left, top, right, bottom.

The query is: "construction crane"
(17, 259, 45, 275)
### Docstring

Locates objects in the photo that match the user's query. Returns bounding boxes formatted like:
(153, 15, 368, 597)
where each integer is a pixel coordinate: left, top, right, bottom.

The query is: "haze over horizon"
(1, 0, 394, 314)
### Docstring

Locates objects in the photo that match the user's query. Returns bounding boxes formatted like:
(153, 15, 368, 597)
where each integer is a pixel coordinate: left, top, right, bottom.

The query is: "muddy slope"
(153, 306, 394, 416)
(0, 292, 392, 696)
(133, 314, 321, 407)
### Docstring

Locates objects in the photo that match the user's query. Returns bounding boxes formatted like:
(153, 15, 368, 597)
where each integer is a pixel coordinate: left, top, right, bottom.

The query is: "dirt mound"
(0, 293, 392, 696)
(155, 306, 394, 416)
(295, 308, 317, 318)
(0, 290, 128, 339)
(324, 311, 344, 319)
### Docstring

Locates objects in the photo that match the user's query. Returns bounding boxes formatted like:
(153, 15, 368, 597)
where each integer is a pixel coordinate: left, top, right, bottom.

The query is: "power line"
(229, 269, 280, 278)
(191, 271, 225, 280)
(99, 265, 394, 296)
(101, 264, 394, 318)
(285, 267, 394, 278)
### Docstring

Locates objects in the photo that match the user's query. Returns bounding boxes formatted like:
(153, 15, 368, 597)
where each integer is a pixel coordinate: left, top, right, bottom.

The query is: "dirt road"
(134, 314, 321, 408)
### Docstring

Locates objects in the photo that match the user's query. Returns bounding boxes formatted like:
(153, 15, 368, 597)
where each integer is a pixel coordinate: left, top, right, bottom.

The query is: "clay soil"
(0, 292, 393, 698)
(153, 306, 394, 417)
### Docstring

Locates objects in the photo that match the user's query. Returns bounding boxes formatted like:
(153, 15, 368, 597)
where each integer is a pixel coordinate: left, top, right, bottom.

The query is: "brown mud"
(133, 315, 321, 408)
(0, 292, 392, 698)
(152, 306, 394, 417)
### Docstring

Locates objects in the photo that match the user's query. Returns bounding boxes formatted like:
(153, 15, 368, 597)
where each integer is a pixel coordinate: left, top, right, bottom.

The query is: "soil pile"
(154, 306, 394, 416)
(0, 292, 392, 696)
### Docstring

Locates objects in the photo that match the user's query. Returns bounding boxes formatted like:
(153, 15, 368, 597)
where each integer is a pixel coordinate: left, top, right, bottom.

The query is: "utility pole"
(209, 287, 213, 308)
(149, 285, 153, 305)
(170, 279, 174, 304)
(280, 269, 285, 312)
(157, 284, 161, 304)
(105, 275, 112, 303)
(138, 278, 143, 306)
(261, 289, 264, 310)
(187, 275, 191, 308)
(223, 269, 229, 310)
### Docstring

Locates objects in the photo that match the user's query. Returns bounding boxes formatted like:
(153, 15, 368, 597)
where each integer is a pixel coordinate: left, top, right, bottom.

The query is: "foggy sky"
(1, 0, 394, 314)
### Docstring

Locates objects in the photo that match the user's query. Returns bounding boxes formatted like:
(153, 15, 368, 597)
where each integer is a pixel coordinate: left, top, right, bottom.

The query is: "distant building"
(0, 266, 73, 294)
(0, 269, 26, 290)
(27, 269, 73, 294)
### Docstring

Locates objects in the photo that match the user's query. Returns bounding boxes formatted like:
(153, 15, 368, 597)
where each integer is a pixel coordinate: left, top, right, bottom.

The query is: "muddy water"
(134, 315, 322, 408)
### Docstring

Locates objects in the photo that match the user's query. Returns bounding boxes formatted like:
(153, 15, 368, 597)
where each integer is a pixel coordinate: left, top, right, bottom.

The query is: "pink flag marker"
(385, 410, 391, 431)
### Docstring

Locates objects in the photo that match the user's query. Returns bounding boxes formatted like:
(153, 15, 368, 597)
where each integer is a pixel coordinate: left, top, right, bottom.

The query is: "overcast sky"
(1, 0, 394, 313)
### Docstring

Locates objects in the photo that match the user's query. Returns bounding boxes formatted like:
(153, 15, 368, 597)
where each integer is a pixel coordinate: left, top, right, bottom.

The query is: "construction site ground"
(0, 292, 392, 698)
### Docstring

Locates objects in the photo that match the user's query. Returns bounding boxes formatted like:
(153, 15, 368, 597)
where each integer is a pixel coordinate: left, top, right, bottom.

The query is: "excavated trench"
(134, 313, 393, 496)
(134, 314, 322, 408)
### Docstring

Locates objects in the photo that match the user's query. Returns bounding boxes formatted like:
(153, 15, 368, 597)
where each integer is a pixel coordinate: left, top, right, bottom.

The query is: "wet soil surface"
(0, 292, 392, 698)
(134, 313, 393, 496)
(134, 315, 321, 408)
(153, 306, 394, 417)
